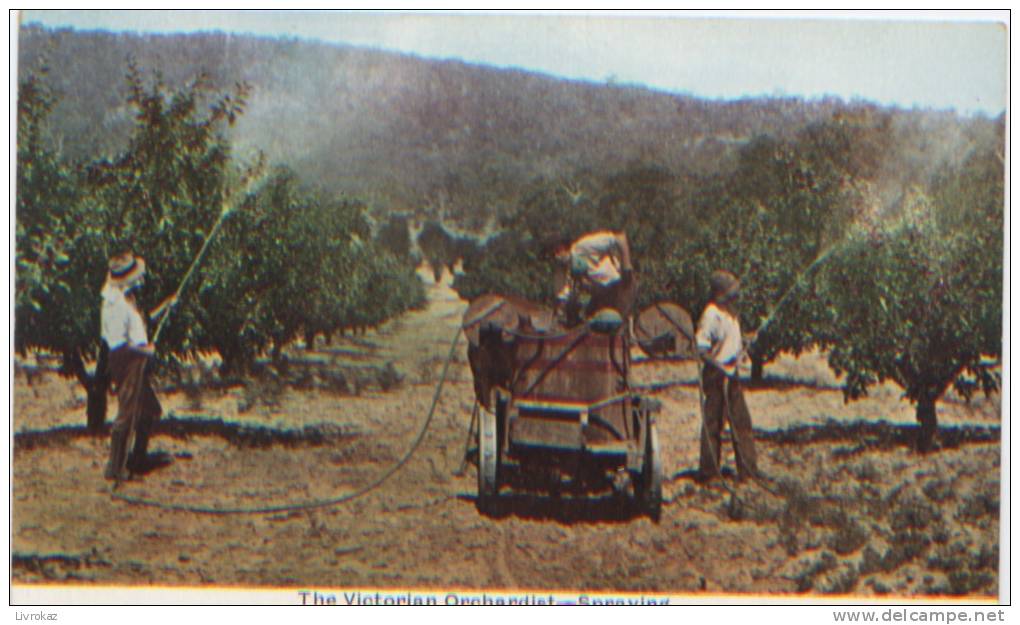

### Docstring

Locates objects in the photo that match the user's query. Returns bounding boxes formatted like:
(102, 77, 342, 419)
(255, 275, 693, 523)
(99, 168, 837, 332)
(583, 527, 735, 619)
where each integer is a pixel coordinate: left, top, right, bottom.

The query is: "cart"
(475, 317, 662, 519)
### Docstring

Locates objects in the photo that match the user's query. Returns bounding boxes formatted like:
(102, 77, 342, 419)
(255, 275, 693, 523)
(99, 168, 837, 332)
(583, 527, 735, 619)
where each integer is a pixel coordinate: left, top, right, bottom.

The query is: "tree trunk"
(304, 329, 316, 351)
(915, 394, 938, 453)
(65, 349, 110, 433)
(750, 354, 765, 383)
(86, 376, 110, 432)
(218, 347, 244, 379)
(87, 343, 111, 432)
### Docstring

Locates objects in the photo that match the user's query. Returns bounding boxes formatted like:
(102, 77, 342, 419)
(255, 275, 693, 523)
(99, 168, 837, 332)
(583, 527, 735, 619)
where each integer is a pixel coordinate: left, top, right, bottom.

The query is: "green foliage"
(454, 231, 553, 302)
(451, 127, 860, 355)
(192, 167, 425, 373)
(16, 64, 427, 422)
(416, 219, 479, 283)
(16, 37, 1004, 447)
(697, 120, 867, 378)
(375, 213, 416, 264)
(15, 61, 116, 430)
(80, 62, 249, 367)
(453, 164, 706, 308)
(813, 146, 1002, 443)
(15, 64, 98, 362)
(818, 147, 1002, 403)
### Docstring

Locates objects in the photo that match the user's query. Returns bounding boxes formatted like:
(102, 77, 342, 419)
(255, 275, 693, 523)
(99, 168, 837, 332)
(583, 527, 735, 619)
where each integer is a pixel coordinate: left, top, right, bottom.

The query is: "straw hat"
(107, 252, 146, 291)
(709, 269, 740, 301)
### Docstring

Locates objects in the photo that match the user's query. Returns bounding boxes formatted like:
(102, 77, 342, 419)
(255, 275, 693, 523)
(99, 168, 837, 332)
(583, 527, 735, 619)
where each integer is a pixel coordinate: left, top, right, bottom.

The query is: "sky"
(16, 10, 1009, 115)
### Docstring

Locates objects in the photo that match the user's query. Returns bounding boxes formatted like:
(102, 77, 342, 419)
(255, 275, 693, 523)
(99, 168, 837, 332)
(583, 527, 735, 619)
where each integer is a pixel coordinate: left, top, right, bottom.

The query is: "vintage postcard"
(10, 9, 1008, 612)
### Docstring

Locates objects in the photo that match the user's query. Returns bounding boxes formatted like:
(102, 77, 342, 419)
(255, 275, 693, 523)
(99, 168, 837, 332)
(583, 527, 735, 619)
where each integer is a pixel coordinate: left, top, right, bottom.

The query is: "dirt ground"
(11, 269, 1002, 599)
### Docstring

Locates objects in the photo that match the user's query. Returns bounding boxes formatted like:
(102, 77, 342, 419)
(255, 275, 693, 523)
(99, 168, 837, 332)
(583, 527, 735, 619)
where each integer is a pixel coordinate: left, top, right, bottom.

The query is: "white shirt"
(556, 232, 624, 302)
(571, 231, 623, 285)
(696, 302, 742, 376)
(101, 285, 148, 350)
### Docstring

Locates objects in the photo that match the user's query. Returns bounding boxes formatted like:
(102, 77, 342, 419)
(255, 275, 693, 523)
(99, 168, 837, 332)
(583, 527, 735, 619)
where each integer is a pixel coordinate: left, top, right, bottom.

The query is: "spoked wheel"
(477, 407, 499, 512)
(638, 420, 663, 521)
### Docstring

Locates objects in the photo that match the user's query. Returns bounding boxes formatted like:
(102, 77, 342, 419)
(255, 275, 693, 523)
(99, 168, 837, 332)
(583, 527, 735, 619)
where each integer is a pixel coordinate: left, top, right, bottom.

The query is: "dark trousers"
(586, 273, 636, 319)
(108, 346, 162, 472)
(699, 363, 758, 479)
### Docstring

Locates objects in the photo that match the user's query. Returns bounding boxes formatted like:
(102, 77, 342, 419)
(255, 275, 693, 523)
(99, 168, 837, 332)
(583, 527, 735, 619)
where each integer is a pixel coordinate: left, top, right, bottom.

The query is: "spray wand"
(152, 168, 263, 346)
(745, 242, 840, 349)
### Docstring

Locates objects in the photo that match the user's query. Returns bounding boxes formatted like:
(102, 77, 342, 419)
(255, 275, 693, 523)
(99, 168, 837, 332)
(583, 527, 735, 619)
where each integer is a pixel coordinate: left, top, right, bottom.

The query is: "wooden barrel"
(509, 326, 632, 449)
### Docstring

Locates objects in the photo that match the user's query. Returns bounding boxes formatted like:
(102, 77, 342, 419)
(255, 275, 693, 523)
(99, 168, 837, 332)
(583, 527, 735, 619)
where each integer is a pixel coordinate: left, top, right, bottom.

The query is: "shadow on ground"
(457, 492, 650, 524)
(758, 419, 1000, 454)
(14, 414, 360, 451)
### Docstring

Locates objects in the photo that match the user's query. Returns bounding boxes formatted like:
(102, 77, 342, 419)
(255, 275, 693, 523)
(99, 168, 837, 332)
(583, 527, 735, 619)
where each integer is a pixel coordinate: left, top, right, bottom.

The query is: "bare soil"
(12, 269, 1001, 598)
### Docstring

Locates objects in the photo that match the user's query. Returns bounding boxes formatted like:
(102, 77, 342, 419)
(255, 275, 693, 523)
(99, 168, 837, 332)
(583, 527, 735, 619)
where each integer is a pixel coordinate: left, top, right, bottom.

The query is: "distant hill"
(16, 24, 1002, 228)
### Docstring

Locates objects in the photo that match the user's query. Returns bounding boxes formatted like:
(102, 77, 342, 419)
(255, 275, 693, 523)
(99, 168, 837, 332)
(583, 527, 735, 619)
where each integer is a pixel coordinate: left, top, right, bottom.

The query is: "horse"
(462, 294, 558, 410)
(634, 301, 697, 360)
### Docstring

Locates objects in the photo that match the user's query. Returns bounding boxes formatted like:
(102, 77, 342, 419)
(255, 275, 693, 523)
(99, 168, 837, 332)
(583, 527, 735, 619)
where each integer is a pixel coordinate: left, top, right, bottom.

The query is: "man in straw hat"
(100, 251, 176, 481)
(695, 269, 759, 481)
(552, 230, 635, 326)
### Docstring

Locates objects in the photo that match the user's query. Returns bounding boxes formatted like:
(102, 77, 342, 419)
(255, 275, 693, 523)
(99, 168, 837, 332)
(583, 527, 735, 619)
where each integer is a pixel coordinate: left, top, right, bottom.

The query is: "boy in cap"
(100, 251, 176, 481)
(695, 269, 759, 481)
(553, 230, 635, 325)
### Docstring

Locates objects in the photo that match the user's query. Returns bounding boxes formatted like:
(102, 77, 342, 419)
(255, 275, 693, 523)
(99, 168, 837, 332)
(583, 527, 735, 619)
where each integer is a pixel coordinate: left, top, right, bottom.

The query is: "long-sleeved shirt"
(101, 285, 148, 351)
(556, 231, 625, 302)
(696, 302, 742, 376)
(570, 231, 623, 284)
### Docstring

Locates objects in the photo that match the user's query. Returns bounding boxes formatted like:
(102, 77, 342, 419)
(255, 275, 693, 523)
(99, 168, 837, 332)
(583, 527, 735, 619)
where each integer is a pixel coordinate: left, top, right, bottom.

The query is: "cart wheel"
(477, 407, 499, 511)
(640, 421, 663, 521)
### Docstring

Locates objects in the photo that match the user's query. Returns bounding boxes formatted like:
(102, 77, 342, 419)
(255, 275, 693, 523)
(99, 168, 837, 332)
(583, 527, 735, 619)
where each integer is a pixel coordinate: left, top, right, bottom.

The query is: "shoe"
(126, 452, 148, 474)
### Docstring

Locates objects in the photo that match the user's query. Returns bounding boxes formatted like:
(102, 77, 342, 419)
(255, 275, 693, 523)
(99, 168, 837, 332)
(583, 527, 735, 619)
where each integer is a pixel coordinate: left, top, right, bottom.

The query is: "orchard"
(15, 64, 426, 428)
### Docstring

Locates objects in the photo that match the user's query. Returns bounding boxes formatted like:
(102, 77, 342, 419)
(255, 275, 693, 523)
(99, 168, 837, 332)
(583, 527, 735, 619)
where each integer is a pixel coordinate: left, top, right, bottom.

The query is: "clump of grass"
(287, 365, 317, 391)
(849, 484, 886, 519)
(416, 356, 447, 385)
(238, 373, 285, 414)
(376, 362, 403, 392)
(889, 494, 942, 532)
(317, 368, 350, 395)
(924, 539, 998, 596)
(858, 546, 884, 577)
(749, 445, 998, 598)
(821, 564, 860, 595)
(171, 362, 221, 412)
(726, 489, 779, 524)
(850, 460, 881, 484)
(922, 479, 955, 503)
(181, 370, 205, 412)
(792, 551, 837, 592)
(774, 479, 814, 556)
(944, 571, 995, 596)
(342, 363, 404, 395)
(880, 530, 931, 572)
(927, 541, 998, 596)
(826, 511, 870, 556)
(956, 485, 999, 527)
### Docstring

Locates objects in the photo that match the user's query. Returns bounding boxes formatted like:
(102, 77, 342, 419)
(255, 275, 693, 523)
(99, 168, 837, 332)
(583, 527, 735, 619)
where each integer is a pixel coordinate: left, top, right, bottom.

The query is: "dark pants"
(586, 272, 636, 319)
(699, 363, 758, 479)
(107, 345, 162, 474)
